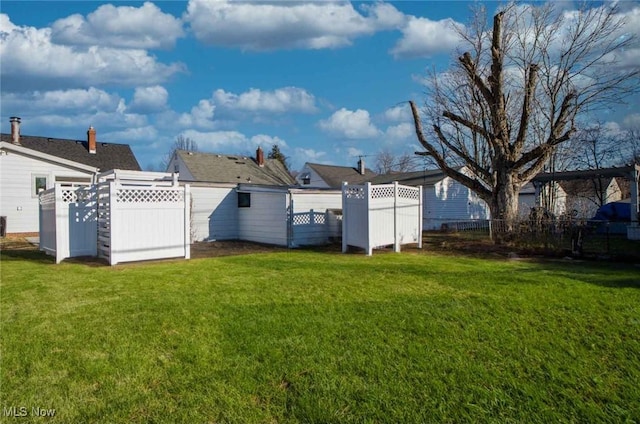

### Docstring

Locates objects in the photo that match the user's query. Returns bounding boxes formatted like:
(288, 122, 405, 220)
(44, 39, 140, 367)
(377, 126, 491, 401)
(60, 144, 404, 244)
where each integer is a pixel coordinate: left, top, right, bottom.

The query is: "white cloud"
(212, 87, 318, 114)
(0, 14, 185, 91)
(383, 104, 412, 123)
(177, 100, 216, 129)
(391, 16, 462, 59)
(185, 0, 404, 51)
(102, 125, 159, 142)
(318, 108, 381, 139)
(51, 2, 184, 50)
(623, 113, 640, 129)
(129, 86, 169, 113)
(179, 129, 286, 154)
(1, 88, 121, 114)
(385, 123, 414, 141)
(347, 147, 364, 158)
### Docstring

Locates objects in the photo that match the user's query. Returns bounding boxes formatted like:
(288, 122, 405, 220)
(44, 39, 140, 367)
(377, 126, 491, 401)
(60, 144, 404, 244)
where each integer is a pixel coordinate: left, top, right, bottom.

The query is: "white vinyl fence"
(39, 170, 190, 265)
(342, 182, 422, 255)
(39, 184, 97, 264)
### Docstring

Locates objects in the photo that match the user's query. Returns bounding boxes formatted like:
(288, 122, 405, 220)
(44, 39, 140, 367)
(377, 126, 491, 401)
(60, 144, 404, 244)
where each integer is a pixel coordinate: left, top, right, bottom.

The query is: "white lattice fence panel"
(116, 188, 184, 203)
(344, 186, 365, 199)
(370, 185, 395, 199)
(293, 214, 310, 225)
(398, 186, 420, 200)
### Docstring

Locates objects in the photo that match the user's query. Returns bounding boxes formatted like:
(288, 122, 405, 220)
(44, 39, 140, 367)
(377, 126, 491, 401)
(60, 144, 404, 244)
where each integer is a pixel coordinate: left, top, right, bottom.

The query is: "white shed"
(189, 183, 238, 242)
(236, 184, 342, 247)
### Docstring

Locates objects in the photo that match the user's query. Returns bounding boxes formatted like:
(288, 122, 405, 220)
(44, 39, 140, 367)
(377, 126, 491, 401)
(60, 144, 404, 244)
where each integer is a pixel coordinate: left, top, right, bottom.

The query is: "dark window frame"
(238, 192, 251, 208)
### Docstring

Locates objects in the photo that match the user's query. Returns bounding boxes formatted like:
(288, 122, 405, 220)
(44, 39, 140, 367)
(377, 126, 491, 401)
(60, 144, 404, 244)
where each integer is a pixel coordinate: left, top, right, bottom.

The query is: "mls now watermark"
(3, 406, 56, 418)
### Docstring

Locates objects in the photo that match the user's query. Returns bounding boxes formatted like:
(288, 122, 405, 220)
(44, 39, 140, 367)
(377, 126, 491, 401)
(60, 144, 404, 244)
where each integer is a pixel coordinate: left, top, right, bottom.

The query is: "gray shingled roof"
(176, 150, 295, 185)
(367, 169, 448, 186)
(306, 163, 377, 187)
(0, 133, 140, 171)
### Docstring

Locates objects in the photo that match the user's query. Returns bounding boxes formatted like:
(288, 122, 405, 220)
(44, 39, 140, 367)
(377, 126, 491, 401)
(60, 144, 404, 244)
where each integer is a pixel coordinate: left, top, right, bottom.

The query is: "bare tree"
(161, 135, 199, 171)
(375, 150, 418, 174)
(627, 126, 640, 165)
(410, 2, 639, 231)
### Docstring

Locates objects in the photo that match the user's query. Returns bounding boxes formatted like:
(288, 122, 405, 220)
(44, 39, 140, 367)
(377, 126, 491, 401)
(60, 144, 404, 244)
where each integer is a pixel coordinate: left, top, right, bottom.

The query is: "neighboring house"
(168, 147, 295, 185)
(532, 167, 636, 218)
(518, 182, 538, 217)
(296, 159, 377, 188)
(369, 167, 490, 230)
(0, 117, 140, 235)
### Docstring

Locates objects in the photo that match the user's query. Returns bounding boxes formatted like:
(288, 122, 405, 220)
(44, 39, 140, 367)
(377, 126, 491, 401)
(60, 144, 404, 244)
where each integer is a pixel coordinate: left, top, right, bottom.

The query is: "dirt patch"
(190, 240, 288, 259)
(0, 237, 38, 251)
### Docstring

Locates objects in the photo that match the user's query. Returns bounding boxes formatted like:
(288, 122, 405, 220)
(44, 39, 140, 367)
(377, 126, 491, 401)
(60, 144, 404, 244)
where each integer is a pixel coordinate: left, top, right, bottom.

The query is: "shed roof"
(176, 150, 295, 185)
(367, 169, 448, 186)
(305, 162, 377, 187)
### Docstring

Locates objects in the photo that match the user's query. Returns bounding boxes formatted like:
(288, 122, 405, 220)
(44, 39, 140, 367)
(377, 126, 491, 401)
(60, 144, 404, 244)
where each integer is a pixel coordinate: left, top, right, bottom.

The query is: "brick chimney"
(256, 146, 264, 167)
(87, 126, 96, 154)
(10, 117, 21, 145)
(357, 157, 365, 175)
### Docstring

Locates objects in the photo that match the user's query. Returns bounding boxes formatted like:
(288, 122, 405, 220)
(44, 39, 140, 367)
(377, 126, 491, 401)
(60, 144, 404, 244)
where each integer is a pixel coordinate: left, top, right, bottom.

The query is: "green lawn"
(1, 245, 639, 423)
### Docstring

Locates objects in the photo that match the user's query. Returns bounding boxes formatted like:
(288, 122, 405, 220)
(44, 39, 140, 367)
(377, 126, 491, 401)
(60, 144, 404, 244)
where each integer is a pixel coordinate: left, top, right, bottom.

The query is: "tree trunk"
(490, 170, 520, 242)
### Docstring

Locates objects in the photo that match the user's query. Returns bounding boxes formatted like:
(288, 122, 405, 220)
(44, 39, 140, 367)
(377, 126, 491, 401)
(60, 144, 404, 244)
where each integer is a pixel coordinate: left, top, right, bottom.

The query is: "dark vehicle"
(589, 199, 631, 234)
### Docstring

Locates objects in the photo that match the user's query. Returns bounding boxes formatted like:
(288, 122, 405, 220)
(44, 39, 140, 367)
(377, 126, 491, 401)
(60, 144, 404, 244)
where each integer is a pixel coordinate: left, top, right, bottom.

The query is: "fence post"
(109, 180, 117, 265)
(184, 184, 191, 260)
(393, 181, 400, 253)
(418, 185, 423, 249)
(342, 182, 348, 253)
(365, 182, 373, 256)
(54, 184, 63, 264)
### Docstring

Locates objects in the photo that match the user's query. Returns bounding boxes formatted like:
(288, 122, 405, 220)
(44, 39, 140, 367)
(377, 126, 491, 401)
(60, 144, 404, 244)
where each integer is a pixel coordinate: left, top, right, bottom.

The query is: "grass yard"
(1, 244, 639, 423)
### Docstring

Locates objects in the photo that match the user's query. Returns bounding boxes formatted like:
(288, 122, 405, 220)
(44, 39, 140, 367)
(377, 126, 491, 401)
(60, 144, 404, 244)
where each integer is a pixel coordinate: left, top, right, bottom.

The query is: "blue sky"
(1, 1, 639, 172)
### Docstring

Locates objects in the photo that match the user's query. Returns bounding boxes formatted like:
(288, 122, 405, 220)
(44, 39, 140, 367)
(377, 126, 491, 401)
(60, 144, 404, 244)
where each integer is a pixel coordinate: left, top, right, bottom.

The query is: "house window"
(32, 175, 48, 197)
(301, 173, 311, 185)
(238, 192, 251, 208)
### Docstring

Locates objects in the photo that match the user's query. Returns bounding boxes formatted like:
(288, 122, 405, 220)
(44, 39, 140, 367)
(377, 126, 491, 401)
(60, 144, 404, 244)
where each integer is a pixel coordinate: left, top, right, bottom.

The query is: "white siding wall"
(189, 186, 238, 241)
(0, 151, 92, 233)
(423, 177, 489, 230)
(295, 164, 331, 188)
(291, 191, 342, 245)
(238, 191, 288, 246)
(168, 155, 195, 180)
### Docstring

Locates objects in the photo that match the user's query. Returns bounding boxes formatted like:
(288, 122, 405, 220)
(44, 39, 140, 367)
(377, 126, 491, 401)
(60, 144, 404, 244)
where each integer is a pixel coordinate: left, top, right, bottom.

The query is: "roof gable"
(176, 150, 295, 185)
(0, 141, 97, 173)
(304, 163, 377, 187)
(0, 133, 140, 171)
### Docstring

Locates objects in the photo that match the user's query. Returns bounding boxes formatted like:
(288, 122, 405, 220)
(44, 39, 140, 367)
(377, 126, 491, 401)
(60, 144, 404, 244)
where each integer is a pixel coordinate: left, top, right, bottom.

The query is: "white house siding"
(189, 185, 238, 242)
(167, 155, 195, 180)
(0, 152, 92, 233)
(423, 177, 489, 230)
(290, 191, 342, 245)
(238, 190, 288, 246)
(295, 164, 331, 188)
(518, 183, 537, 218)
